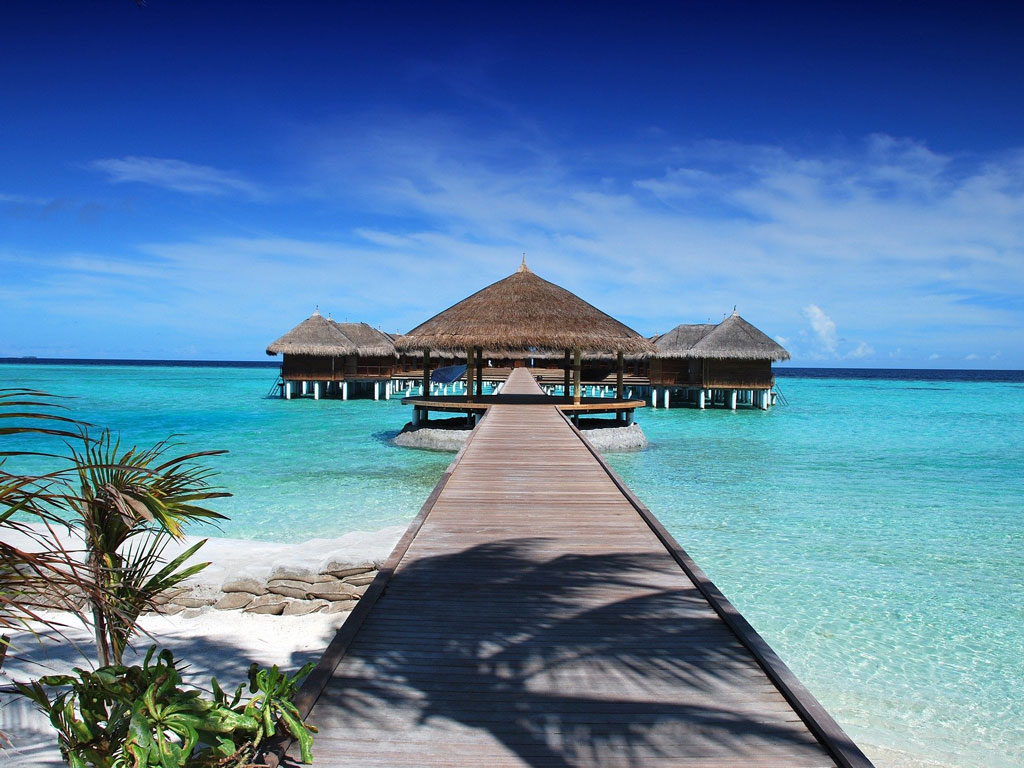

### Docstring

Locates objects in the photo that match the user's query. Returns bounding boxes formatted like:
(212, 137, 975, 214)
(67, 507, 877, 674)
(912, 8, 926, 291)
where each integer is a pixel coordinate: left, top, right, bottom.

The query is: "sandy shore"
(0, 526, 404, 767)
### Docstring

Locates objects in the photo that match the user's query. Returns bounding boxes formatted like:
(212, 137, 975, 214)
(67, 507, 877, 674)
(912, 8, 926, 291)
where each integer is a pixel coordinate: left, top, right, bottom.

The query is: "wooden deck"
(278, 369, 872, 768)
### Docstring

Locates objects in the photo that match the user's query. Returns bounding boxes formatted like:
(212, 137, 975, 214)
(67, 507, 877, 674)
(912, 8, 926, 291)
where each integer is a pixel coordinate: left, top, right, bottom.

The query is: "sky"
(2, 1, 1023, 367)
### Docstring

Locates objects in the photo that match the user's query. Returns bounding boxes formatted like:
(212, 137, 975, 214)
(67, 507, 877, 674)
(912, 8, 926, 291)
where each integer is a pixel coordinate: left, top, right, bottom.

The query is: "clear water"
(2, 363, 1021, 767)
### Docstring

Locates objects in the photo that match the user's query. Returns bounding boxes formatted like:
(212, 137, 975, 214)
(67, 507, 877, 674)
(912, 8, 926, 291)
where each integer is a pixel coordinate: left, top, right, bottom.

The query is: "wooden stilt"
(573, 348, 582, 405)
(342, 381, 348, 400)
(475, 346, 483, 398)
(730, 389, 737, 410)
(698, 389, 705, 409)
(616, 351, 624, 401)
(285, 381, 292, 400)
(314, 382, 321, 400)
(421, 349, 431, 398)
(563, 350, 571, 400)
(465, 348, 475, 403)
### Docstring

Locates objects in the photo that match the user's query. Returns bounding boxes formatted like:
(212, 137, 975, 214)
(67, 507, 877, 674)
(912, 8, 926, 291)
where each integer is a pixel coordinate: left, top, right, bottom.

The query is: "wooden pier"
(277, 369, 871, 768)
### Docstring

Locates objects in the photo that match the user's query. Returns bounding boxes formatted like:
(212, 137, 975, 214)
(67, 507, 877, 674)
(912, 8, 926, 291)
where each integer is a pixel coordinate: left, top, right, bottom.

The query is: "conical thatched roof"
(266, 309, 355, 356)
(652, 324, 715, 355)
(394, 263, 655, 356)
(659, 312, 790, 361)
(331, 322, 397, 357)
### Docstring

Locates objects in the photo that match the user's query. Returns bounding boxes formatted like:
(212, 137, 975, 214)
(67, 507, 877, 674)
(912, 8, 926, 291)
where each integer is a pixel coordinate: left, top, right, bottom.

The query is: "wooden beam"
(465, 347, 475, 403)
(616, 351, 624, 400)
(563, 349, 571, 400)
(475, 346, 483, 398)
(573, 348, 582, 405)
(421, 349, 431, 396)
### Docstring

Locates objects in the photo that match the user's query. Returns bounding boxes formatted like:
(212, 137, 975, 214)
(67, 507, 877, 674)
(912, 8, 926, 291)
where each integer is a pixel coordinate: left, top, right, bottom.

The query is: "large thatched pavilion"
(650, 311, 790, 409)
(266, 309, 398, 400)
(394, 261, 655, 408)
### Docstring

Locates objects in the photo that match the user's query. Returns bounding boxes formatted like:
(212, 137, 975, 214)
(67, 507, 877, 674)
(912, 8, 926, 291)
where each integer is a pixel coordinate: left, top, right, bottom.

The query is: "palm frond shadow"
(310, 538, 820, 767)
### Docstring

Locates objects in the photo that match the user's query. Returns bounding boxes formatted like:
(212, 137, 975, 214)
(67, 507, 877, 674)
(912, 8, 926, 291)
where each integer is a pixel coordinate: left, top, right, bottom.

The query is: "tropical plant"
(16, 645, 317, 767)
(0, 388, 94, 658)
(63, 429, 230, 666)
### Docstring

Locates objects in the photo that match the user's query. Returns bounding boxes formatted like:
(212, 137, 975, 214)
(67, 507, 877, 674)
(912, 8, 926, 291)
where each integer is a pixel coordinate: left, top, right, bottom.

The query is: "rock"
(305, 581, 362, 601)
(324, 565, 375, 578)
(282, 599, 330, 616)
(244, 595, 289, 615)
(267, 579, 318, 599)
(322, 599, 358, 614)
(183, 608, 206, 619)
(393, 426, 470, 452)
(215, 593, 254, 610)
(222, 578, 268, 595)
(151, 587, 188, 606)
(269, 568, 336, 584)
(581, 423, 648, 452)
(172, 595, 217, 609)
(343, 573, 377, 587)
(155, 603, 186, 615)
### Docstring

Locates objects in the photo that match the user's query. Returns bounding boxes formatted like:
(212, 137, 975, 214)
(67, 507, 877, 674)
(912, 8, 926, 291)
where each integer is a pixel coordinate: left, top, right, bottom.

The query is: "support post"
(761, 389, 769, 410)
(626, 409, 634, 426)
(465, 348, 475, 403)
(651, 388, 658, 408)
(385, 381, 391, 400)
(698, 389, 705, 409)
(412, 408, 420, 427)
(663, 388, 670, 409)
(573, 348, 582, 405)
(314, 382, 321, 400)
(421, 350, 431, 399)
(730, 389, 737, 410)
(563, 350, 571, 400)
(342, 381, 348, 401)
(616, 351, 624, 401)
(285, 381, 292, 400)
(475, 346, 483, 398)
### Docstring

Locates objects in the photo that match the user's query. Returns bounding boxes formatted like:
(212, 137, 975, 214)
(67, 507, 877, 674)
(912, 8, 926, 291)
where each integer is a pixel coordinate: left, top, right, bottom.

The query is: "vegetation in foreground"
(1, 388, 316, 765)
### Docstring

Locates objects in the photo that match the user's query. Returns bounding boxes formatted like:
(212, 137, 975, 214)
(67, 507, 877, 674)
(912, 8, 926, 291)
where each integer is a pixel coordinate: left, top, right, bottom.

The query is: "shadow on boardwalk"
(307, 539, 826, 767)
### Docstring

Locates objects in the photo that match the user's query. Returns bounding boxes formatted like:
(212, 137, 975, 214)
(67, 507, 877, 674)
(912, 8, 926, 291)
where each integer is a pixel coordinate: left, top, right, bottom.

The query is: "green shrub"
(16, 645, 316, 767)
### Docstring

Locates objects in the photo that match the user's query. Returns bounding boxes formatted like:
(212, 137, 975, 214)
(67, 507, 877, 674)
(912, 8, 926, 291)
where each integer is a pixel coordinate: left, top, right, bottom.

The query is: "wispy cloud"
(90, 156, 259, 196)
(802, 304, 839, 355)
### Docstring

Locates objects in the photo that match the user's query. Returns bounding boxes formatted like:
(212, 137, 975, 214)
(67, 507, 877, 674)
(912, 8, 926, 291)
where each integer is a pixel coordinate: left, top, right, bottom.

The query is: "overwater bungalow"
(649, 311, 790, 409)
(266, 309, 398, 399)
(394, 260, 655, 423)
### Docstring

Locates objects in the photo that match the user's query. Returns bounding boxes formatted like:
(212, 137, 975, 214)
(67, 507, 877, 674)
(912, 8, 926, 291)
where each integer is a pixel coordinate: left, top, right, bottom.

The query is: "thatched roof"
(655, 313, 790, 361)
(266, 309, 355, 356)
(394, 263, 656, 356)
(652, 324, 715, 355)
(331, 322, 397, 357)
(266, 313, 398, 357)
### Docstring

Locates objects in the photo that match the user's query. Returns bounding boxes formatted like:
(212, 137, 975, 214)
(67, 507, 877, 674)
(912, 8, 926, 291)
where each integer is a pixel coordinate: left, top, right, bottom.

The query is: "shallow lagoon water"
(2, 363, 1022, 767)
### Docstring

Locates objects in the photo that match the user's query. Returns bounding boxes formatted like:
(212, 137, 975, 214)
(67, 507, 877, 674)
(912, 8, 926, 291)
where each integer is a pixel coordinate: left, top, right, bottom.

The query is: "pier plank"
(274, 368, 872, 768)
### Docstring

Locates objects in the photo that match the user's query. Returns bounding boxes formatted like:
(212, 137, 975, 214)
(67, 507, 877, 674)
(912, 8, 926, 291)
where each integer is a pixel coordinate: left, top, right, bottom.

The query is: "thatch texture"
(652, 324, 715, 355)
(394, 264, 655, 356)
(266, 310, 355, 356)
(331, 322, 397, 357)
(656, 313, 790, 361)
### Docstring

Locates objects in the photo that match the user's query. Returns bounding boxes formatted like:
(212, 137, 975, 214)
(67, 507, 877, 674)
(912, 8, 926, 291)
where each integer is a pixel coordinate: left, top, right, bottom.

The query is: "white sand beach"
(0, 526, 405, 767)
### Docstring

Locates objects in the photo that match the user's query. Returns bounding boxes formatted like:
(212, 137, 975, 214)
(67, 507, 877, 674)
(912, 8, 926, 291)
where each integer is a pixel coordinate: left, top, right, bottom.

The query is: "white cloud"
(802, 304, 838, 354)
(848, 342, 875, 359)
(966, 353, 980, 360)
(929, 353, 941, 360)
(90, 156, 259, 196)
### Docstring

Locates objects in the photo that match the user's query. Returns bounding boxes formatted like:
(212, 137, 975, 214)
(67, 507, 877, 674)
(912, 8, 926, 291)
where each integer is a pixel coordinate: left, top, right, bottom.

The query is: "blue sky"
(2, 1, 1022, 366)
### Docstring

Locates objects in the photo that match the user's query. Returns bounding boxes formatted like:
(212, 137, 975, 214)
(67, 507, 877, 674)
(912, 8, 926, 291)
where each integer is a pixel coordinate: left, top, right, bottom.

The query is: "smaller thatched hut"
(650, 312, 789, 409)
(266, 310, 398, 399)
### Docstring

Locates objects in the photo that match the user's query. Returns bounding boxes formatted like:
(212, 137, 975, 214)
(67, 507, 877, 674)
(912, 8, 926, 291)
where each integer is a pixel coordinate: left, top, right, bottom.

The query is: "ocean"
(1, 361, 1021, 768)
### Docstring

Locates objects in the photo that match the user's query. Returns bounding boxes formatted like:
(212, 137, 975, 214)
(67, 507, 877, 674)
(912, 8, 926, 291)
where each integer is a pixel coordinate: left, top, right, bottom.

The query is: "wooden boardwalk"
(281, 369, 871, 768)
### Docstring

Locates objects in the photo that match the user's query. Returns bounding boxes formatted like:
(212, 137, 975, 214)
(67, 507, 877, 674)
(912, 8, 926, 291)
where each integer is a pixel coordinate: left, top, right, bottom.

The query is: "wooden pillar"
(563, 350, 571, 400)
(475, 346, 483, 398)
(616, 351, 624, 401)
(466, 347, 475, 403)
(573, 348, 582, 405)
(421, 349, 431, 397)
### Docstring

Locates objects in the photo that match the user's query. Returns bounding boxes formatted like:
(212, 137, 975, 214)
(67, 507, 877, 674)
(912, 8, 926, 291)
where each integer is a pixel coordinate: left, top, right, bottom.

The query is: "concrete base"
(394, 421, 648, 453)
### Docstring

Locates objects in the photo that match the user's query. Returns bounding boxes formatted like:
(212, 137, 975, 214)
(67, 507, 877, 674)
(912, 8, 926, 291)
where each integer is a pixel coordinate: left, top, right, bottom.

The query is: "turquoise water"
(3, 364, 1022, 767)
